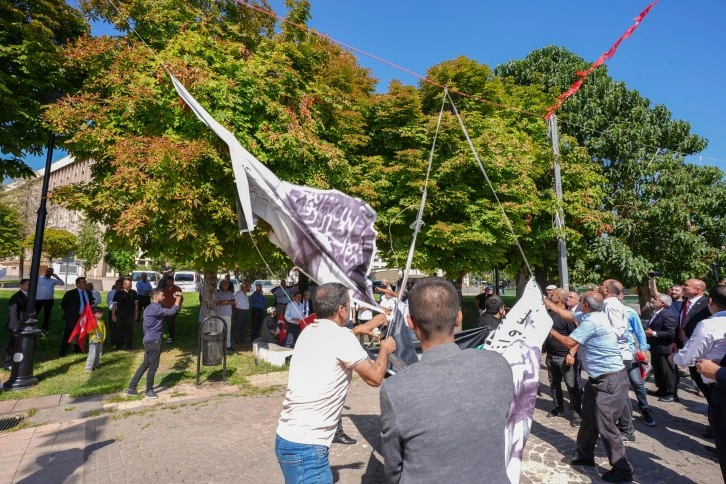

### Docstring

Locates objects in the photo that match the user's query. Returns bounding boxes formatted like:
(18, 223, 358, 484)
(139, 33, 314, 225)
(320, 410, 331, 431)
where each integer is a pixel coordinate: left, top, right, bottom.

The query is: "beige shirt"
(276, 319, 368, 447)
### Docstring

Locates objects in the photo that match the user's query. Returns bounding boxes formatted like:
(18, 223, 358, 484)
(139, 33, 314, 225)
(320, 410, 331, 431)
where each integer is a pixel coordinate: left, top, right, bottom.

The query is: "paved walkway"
(0, 365, 720, 483)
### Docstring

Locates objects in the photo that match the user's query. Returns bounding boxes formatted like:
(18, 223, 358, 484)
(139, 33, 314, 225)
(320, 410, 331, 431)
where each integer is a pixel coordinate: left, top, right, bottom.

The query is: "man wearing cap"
(546, 284, 557, 299)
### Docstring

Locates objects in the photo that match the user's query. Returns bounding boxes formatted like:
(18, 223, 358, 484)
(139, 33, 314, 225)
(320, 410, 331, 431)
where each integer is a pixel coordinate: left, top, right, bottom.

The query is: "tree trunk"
(298, 272, 309, 293)
(19, 249, 25, 278)
(534, 266, 549, 292)
(636, 284, 651, 319)
(515, 265, 528, 299)
(202, 269, 218, 320)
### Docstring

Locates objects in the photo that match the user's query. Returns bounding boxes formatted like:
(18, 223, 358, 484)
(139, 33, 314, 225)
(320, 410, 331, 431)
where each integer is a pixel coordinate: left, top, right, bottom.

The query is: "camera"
(648, 270, 662, 277)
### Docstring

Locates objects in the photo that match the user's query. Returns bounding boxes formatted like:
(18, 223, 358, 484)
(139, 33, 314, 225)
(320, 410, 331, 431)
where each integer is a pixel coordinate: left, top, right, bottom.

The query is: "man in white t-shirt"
(275, 282, 395, 483)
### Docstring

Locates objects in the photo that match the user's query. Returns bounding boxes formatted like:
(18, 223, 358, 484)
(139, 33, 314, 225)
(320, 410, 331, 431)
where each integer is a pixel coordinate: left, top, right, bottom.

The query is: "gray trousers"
(86, 342, 102, 370)
(576, 369, 633, 473)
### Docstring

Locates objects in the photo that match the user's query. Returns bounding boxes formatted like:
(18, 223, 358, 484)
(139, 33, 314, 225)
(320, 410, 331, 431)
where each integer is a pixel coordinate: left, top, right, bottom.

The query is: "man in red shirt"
(161, 275, 184, 343)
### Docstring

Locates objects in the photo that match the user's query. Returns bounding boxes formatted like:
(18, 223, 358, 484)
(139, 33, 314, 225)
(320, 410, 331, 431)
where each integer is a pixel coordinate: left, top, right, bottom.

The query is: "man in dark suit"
(5, 279, 29, 368)
(380, 277, 514, 484)
(59, 277, 94, 357)
(645, 294, 678, 401)
(671, 278, 712, 402)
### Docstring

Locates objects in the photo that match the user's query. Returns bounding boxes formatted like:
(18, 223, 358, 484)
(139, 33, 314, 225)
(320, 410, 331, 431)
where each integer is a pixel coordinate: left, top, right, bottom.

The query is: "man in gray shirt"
(380, 277, 514, 483)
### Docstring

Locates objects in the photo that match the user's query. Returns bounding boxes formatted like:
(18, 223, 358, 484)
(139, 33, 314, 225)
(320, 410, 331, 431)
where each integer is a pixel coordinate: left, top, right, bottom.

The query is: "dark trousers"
(59, 318, 81, 356)
(117, 313, 134, 350)
(709, 385, 726, 481)
(251, 308, 264, 341)
(129, 340, 162, 391)
(164, 314, 177, 340)
(233, 308, 248, 343)
(5, 331, 15, 364)
(546, 354, 582, 415)
(286, 322, 301, 348)
(576, 369, 632, 473)
(35, 299, 54, 330)
(688, 366, 712, 403)
(651, 352, 677, 395)
(137, 296, 151, 321)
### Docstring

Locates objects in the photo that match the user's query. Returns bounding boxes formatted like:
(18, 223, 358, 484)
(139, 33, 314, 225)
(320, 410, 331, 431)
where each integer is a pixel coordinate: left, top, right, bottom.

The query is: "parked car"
(251, 279, 278, 294)
(174, 271, 202, 292)
(130, 271, 162, 292)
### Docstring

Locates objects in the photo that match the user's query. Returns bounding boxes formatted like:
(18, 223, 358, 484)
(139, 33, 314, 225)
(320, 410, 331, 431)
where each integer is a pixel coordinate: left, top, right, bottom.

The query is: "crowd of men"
(6, 266, 726, 483)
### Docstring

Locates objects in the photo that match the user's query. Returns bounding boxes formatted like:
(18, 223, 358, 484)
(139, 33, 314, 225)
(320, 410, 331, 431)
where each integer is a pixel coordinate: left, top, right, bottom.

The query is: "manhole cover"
(0, 415, 24, 431)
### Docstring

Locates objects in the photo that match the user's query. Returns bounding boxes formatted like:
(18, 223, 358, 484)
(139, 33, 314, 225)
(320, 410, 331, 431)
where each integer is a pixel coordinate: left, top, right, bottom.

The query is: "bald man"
(671, 278, 712, 404)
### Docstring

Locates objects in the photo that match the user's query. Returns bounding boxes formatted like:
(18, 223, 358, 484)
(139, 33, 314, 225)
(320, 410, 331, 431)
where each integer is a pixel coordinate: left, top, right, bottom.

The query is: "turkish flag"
(299, 313, 316, 332)
(67, 304, 97, 352)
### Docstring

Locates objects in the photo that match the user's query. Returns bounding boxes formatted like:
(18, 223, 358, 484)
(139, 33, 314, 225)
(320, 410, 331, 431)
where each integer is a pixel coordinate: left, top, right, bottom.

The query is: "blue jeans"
(275, 435, 332, 484)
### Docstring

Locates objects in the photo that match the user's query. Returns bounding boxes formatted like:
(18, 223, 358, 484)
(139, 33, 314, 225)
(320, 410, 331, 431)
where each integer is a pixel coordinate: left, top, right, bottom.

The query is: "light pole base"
(3, 319, 42, 390)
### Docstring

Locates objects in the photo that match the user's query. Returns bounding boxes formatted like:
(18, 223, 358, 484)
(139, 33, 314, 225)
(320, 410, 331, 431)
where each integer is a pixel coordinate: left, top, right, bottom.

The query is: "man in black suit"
(645, 294, 678, 401)
(5, 279, 29, 368)
(671, 278, 712, 402)
(59, 277, 94, 357)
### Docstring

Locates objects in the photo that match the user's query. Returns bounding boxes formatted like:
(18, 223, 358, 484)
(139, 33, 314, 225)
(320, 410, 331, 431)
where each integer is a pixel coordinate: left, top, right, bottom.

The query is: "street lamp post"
(3, 133, 55, 390)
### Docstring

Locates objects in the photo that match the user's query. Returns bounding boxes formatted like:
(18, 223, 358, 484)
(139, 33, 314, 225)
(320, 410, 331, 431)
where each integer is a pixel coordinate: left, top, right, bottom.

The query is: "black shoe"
(658, 395, 675, 402)
(561, 452, 595, 466)
(621, 433, 636, 443)
(602, 468, 634, 483)
(546, 408, 563, 419)
(570, 414, 582, 428)
(332, 432, 357, 445)
(673, 395, 681, 403)
(642, 408, 656, 427)
(144, 389, 159, 399)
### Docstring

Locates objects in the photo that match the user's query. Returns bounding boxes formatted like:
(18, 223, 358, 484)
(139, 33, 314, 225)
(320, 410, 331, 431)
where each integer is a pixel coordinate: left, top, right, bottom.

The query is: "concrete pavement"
(0, 364, 720, 483)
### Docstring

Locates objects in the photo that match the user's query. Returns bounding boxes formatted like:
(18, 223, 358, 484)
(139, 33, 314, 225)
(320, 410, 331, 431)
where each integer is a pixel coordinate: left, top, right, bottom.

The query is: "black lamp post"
(3, 133, 55, 390)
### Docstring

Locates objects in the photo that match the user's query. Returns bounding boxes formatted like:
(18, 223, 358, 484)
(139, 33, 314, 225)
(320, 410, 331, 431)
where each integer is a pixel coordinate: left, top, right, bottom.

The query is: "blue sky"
(26, 0, 726, 172)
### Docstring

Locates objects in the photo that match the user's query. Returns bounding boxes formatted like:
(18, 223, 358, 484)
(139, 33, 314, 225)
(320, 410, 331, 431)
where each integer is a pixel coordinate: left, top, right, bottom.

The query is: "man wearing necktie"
(302, 290, 311, 317)
(671, 279, 712, 402)
(59, 277, 94, 356)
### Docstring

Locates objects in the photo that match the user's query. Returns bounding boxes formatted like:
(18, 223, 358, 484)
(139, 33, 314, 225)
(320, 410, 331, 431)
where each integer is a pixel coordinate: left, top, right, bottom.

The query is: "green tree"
(75, 219, 102, 271)
(103, 248, 137, 277)
(47, 0, 375, 316)
(0, 202, 23, 257)
(0, 0, 88, 179)
(361, 58, 609, 293)
(25, 228, 78, 262)
(497, 46, 726, 306)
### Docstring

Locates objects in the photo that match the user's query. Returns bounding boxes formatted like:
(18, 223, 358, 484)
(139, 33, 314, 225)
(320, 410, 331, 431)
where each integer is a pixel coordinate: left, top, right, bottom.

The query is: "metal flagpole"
(548, 115, 569, 291)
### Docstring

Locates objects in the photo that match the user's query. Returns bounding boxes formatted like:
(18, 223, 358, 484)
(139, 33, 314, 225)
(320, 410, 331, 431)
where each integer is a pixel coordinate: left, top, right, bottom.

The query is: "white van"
(131, 271, 162, 292)
(174, 271, 202, 292)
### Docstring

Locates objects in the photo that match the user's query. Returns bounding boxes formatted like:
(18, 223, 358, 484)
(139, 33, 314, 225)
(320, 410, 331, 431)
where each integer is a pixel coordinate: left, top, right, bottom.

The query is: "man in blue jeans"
(275, 283, 394, 483)
(617, 293, 656, 440)
(124, 289, 181, 399)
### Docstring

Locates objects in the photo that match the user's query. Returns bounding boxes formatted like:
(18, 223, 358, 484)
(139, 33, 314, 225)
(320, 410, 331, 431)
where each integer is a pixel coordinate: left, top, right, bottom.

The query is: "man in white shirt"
(35, 267, 65, 330)
(275, 282, 394, 483)
(671, 285, 726, 386)
(233, 282, 250, 343)
(284, 292, 306, 348)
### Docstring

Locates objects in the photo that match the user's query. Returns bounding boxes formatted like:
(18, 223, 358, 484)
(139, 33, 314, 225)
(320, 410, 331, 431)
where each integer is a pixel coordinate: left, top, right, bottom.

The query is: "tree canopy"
(0, 201, 22, 258)
(497, 46, 726, 301)
(0, 0, 88, 179)
(25, 227, 78, 262)
(75, 219, 102, 271)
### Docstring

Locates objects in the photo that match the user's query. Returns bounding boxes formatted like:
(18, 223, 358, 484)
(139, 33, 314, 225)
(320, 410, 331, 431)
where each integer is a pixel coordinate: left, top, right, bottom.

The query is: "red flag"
(299, 313, 317, 332)
(67, 303, 97, 352)
(545, 0, 659, 119)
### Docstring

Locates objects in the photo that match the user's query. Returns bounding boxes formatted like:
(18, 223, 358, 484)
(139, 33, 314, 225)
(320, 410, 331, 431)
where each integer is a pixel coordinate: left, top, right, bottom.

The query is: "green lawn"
(0, 290, 285, 400)
(0, 289, 519, 400)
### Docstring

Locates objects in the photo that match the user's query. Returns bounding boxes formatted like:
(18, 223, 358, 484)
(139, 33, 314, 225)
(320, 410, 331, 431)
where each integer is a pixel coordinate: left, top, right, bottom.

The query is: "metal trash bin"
(202, 331, 224, 366)
(196, 316, 227, 386)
